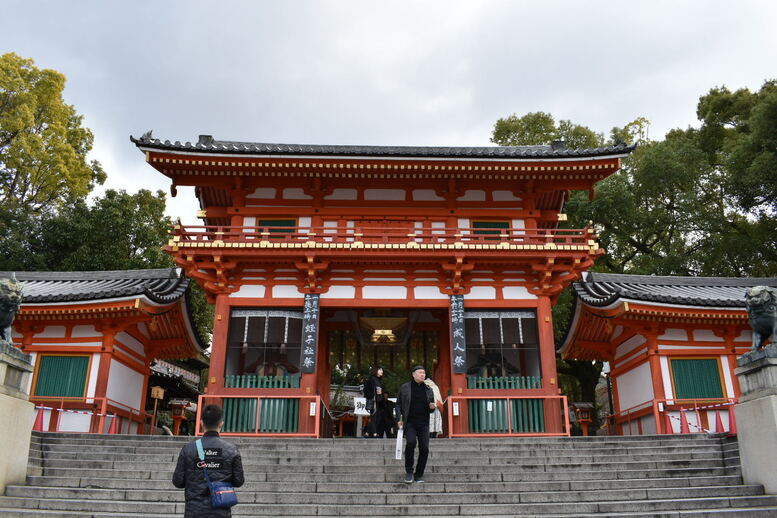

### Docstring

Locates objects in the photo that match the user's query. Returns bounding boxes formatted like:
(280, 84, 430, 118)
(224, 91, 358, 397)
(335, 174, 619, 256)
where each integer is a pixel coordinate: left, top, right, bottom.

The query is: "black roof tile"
(573, 272, 777, 308)
(0, 268, 190, 305)
(130, 133, 636, 160)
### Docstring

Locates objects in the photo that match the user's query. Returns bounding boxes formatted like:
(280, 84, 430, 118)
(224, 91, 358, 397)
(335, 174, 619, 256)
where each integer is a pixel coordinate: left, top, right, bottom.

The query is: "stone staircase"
(1, 431, 775, 517)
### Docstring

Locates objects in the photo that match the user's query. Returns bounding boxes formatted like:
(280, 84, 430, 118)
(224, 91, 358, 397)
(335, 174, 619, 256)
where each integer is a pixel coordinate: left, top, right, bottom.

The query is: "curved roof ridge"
(574, 272, 777, 308)
(130, 133, 636, 159)
(1, 268, 189, 304)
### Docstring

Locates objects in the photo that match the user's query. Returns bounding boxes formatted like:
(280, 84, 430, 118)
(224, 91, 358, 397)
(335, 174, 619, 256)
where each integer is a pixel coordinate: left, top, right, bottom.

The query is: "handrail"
(170, 224, 596, 247)
(608, 397, 737, 435)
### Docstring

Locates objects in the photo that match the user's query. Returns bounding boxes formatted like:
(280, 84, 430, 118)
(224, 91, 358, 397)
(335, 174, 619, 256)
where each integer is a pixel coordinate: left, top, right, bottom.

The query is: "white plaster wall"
(72, 325, 98, 338)
(116, 331, 145, 357)
(660, 355, 673, 401)
(298, 217, 311, 231)
(464, 287, 496, 300)
(247, 188, 276, 198)
(320, 286, 356, 299)
(35, 326, 66, 338)
(502, 287, 537, 299)
(617, 362, 654, 410)
(658, 328, 688, 341)
(362, 286, 407, 299)
(272, 285, 303, 298)
(457, 218, 469, 230)
(735, 329, 752, 342)
(231, 285, 266, 298)
(325, 189, 358, 200)
(414, 286, 449, 300)
(492, 190, 521, 201)
(412, 190, 444, 201)
(283, 188, 312, 199)
(105, 359, 143, 410)
(616, 334, 647, 360)
(641, 414, 657, 435)
(457, 190, 485, 201)
(659, 344, 725, 350)
(721, 356, 735, 398)
(57, 412, 92, 433)
(137, 323, 150, 339)
(611, 325, 624, 341)
(24, 353, 36, 395)
(693, 329, 724, 342)
(364, 189, 405, 201)
(243, 216, 256, 228)
(511, 219, 525, 230)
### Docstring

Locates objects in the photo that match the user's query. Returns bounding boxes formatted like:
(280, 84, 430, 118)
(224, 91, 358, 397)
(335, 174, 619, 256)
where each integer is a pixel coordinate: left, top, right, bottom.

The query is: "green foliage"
(0, 53, 105, 215)
(491, 111, 604, 148)
(493, 82, 777, 417)
(0, 189, 214, 344)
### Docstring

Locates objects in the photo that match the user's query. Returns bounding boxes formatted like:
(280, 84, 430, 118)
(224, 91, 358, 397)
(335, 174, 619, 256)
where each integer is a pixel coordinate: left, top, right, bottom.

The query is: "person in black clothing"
(375, 391, 397, 438)
(173, 405, 245, 518)
(395, 365, 435, 483)
(363, 366, 384, 438)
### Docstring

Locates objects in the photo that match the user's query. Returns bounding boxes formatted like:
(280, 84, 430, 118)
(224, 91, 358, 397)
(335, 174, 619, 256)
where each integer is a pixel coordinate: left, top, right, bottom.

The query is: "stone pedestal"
(0, 341, 34, 493)
(734, 343, 777, 494)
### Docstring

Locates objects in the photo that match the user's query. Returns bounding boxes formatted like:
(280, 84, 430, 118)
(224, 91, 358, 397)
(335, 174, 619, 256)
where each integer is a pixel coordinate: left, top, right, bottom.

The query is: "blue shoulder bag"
(196, 439, 238, 509)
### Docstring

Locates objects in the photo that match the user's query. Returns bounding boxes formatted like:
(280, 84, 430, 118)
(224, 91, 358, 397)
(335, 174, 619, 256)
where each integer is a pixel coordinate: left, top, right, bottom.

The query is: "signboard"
(353, 397, 369, 416)
(450, 294, 467, 373)
(150, 386, 165, 400)
(301, 293, 320, 373)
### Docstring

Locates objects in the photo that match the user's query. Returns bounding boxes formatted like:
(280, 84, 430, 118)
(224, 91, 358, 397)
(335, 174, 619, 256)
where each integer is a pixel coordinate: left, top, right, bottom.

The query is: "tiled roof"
(130, 133, 636, 159)
(0, 268, 190, 305)
(573, 272, 777, 308)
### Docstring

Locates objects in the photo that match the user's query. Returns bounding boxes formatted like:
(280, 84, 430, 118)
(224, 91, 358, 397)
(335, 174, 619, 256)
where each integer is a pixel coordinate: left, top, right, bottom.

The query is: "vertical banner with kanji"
(301, 293, 320, 373)
(450, 294, 466, 373)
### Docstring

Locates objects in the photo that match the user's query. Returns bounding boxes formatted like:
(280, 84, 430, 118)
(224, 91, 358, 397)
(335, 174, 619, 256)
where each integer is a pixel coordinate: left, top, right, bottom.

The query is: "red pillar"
(94, 329, 116, 433)
(207, 293, 231, 393)
(646, 332, 666, 434)
(537, 295, 562, 432)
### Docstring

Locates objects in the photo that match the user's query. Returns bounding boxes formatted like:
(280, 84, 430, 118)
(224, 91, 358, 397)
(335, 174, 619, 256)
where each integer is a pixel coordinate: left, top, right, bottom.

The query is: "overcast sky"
(3, 1, 776, 223)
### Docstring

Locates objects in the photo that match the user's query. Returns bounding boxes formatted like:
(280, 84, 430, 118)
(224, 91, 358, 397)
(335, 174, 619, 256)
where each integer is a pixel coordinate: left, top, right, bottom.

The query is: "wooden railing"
(196, 395, 321, 437)
(447, 395, 570, 437)
(169, 224, 597, 249)
(609, 398, 738, 436)
(467, 375, 542, 390)
(31, 396, 151, 434)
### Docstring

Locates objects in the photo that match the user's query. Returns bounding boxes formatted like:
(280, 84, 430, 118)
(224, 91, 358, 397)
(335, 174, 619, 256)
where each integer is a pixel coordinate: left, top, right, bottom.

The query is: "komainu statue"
(745, 286, 777, 352)
(0, 275, 23, 343)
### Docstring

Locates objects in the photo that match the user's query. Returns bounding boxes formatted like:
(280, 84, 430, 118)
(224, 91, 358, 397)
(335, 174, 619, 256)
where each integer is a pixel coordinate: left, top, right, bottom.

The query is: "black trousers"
(404, 422, 430, 477)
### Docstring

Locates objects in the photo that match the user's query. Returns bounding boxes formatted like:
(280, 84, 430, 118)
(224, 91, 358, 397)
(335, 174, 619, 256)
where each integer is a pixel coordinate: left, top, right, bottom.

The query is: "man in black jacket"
(173, 405, 245, 517)
(395, 365, 435, 483)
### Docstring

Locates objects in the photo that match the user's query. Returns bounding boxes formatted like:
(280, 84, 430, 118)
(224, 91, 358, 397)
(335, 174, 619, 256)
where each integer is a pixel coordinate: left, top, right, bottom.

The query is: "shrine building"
(6, 269, 204, 434)
(131, 133, 634, 437)
(560, 272, 776, 436)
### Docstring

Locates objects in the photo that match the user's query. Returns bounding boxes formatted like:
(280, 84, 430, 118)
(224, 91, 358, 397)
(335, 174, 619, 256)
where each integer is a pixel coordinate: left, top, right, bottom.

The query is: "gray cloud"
(2, 0, 775, 223)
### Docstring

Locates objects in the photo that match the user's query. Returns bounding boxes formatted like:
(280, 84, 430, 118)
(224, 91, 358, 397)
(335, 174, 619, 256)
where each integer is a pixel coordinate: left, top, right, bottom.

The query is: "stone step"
(22, 474, 746, 493)
(39, 444, 728, 458)
(3, 512, 777, 518)
(34, 454, 730, 470)
(1, 494, 777, 515)
(4, 484, 764, 505)
(34, 465, 740, 483)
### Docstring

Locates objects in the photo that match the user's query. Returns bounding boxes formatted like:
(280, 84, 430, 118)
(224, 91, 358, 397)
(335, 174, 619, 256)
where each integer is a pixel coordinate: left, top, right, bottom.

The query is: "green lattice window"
(258, 219, 296, 237)
(670, 358, 724, 399)
(472, 220, 510, 237)
(34, 355, 89, 398)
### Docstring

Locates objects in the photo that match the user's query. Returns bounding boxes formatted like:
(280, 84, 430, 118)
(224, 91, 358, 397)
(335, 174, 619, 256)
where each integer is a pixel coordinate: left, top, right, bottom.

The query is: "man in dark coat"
(173, 405, 245, 517)
(395, 365, 435, 483)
